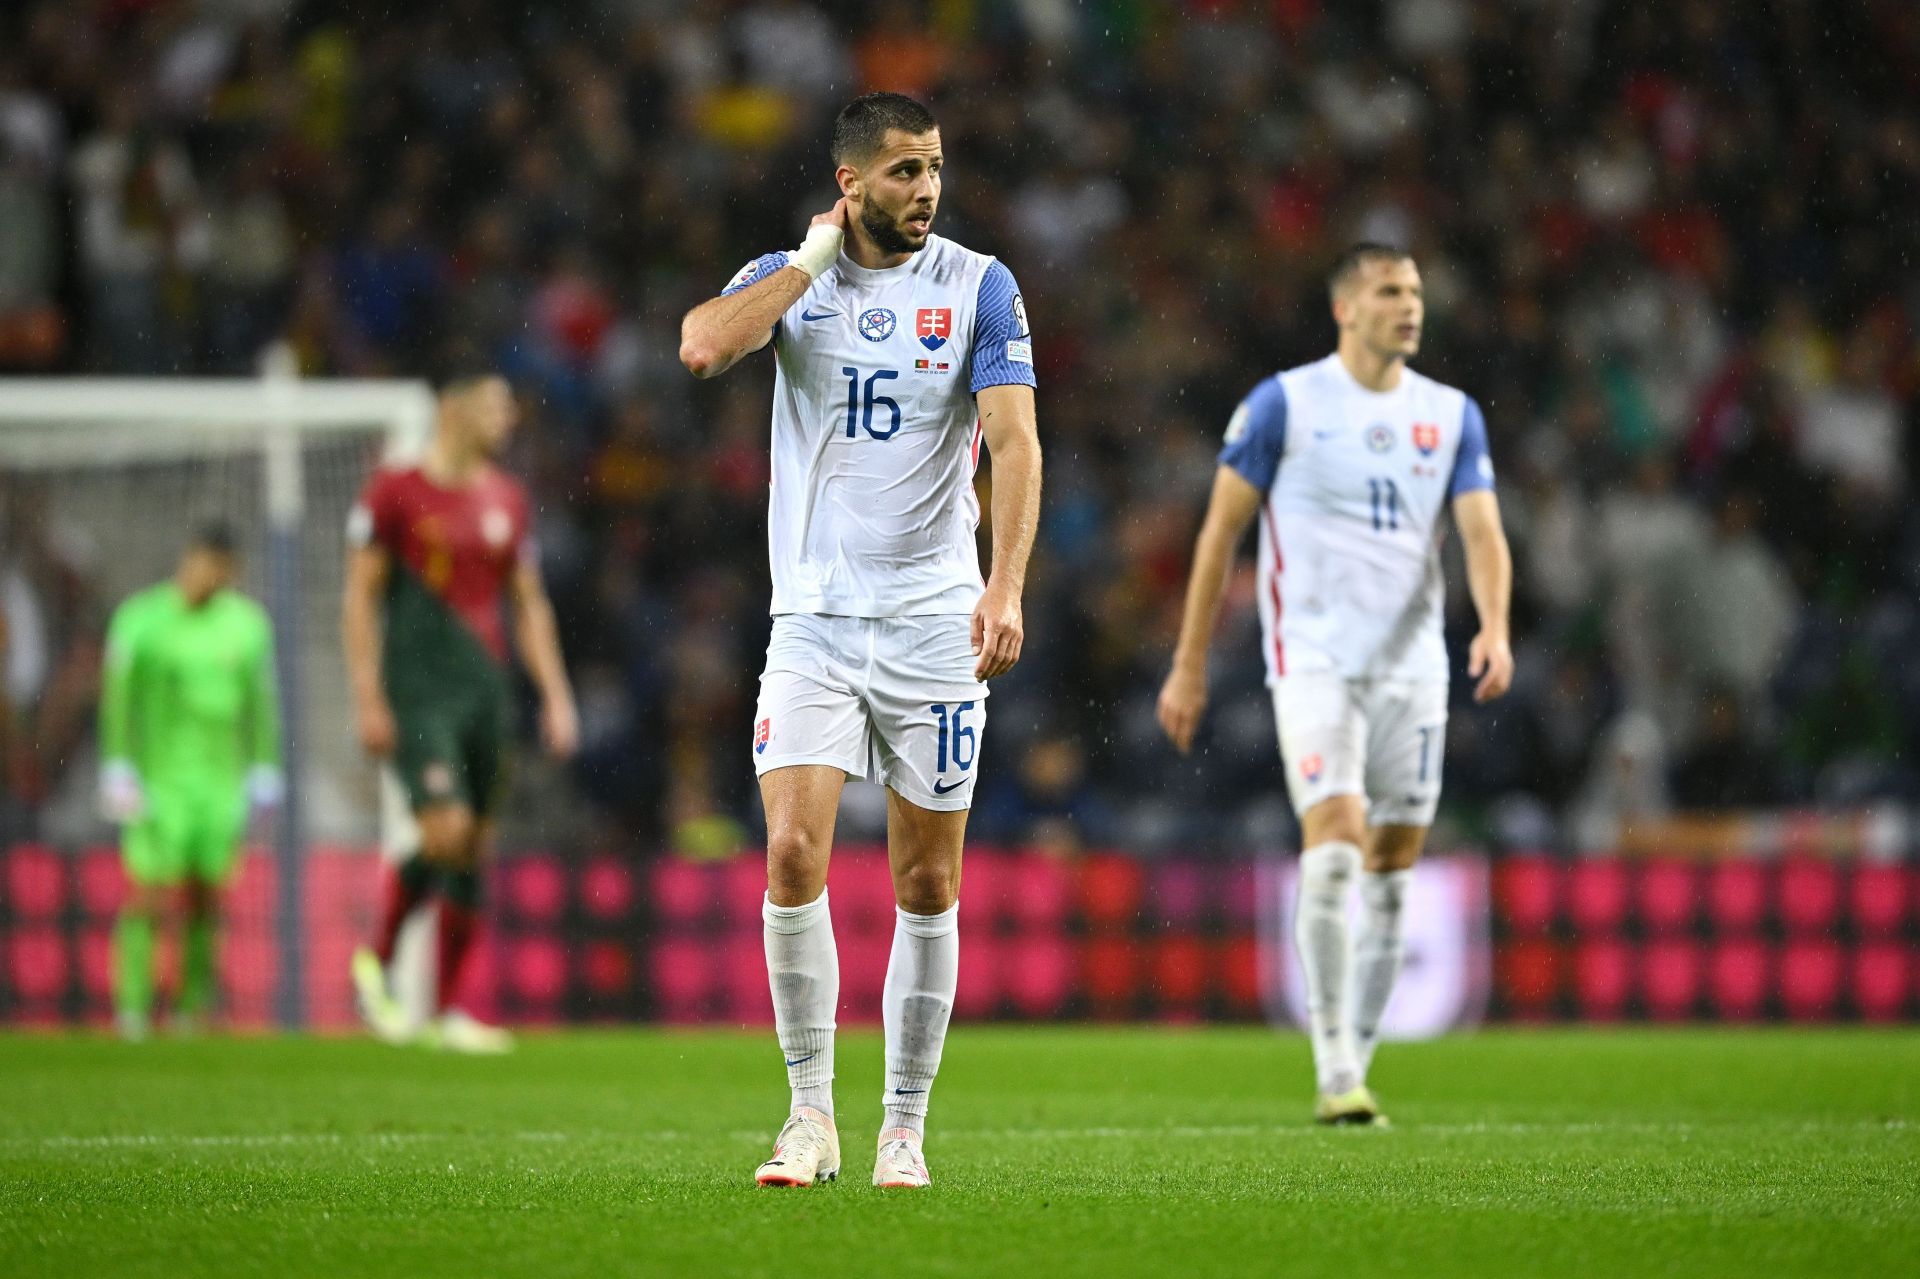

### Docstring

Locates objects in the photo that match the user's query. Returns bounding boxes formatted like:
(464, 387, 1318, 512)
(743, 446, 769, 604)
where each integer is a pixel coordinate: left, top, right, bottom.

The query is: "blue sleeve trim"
(1217, 378, 1288, 491)
(1450, 395, 1495, 497)
(970, 260, 1037, 393)
(721, 251, 791, 343)
(722, 251, 790, 297)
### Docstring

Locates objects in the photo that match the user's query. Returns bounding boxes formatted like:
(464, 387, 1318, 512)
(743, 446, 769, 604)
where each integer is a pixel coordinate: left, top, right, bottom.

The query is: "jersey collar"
(1327, 351, 1410, 399)
(832, 236, 936, 286)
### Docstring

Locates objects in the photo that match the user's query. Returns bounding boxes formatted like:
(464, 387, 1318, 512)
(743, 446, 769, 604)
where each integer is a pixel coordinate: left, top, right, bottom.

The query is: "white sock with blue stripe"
(1296, 842, 1363, 1095)
(1354, 869, 1412, 1079)
(882, 902, 959, 1139)
(764, 889, 837, 1117)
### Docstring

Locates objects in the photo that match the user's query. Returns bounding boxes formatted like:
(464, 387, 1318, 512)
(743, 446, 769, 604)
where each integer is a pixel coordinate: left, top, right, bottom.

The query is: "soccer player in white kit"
(679, 93, 1042, 1188)
(1157, 245, 1514, 1126)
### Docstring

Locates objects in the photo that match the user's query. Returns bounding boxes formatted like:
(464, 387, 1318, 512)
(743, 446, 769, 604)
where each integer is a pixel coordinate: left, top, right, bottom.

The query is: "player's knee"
(1364, 846, 1421, 875)
(765, 826, 829, 905)
(1302, 795, 1366, 849)
(1299, 841, 1361, 910)
(417, 807, 475, 864)
(892, 859, 958, 915)
(1364, 828, 1426, 874)
(766, 823, 824, 872)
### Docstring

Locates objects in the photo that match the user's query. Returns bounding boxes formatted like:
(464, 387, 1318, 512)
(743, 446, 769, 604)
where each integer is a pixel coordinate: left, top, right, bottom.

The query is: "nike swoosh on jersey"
(931, 779, 966, 795)
(800, 308, 840, 321)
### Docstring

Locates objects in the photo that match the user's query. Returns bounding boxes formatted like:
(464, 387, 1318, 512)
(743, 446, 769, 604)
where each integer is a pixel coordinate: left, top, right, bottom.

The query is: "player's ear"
(836, 163, 861, 203)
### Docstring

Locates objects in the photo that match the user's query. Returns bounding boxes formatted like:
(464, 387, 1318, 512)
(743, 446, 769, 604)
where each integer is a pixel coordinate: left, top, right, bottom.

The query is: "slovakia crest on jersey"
(916, 308, 952, 351)
(1412, 422, 1440, 456)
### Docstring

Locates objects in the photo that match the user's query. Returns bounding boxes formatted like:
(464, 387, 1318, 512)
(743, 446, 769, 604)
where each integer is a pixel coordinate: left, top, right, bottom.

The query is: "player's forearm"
(679, 271, 809, 379)
(984, 430, 1042, 595)
(1462, 526, 1513, 641)
(340, 585, 385, 708)
(513, 595, 573, 706)
(1170, 522, 1238, 676)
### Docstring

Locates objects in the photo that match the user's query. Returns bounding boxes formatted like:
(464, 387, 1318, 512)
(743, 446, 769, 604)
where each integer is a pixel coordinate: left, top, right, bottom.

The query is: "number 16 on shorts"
(929, 701, 976, 797)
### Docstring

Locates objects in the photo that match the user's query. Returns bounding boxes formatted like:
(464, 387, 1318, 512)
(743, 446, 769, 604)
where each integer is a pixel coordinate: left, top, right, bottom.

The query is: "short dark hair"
(427, 340, 498, 396)
(1328, 243, 1414, 299)
(831, 92, 938, 167)
(190, 519, 239, 557)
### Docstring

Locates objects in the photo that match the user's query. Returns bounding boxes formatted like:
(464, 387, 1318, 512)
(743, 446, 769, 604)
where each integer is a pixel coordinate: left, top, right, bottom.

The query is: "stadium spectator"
(1, 0, 1915, 852)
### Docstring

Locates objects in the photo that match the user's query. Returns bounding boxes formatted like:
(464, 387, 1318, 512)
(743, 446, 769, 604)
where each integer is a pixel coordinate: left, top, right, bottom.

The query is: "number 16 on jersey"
(931, 701, 976, 773)
(842, 367, 901, 441)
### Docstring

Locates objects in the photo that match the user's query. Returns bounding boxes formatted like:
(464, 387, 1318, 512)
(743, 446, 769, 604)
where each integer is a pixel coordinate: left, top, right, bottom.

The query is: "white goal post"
(0, 367, 433, 1026)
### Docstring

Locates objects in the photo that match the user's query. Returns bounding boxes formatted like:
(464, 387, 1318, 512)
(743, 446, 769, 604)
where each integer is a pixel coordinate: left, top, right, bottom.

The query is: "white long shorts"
(752, 613, 988, 811)
(1273, 672, 1449, 828)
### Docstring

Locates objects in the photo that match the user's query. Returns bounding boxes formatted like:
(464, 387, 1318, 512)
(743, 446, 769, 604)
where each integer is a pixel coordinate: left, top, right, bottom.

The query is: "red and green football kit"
(350, 464, 532, 816)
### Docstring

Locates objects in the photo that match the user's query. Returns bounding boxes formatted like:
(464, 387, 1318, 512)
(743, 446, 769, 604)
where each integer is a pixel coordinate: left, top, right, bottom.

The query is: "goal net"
(0, 370, 433, 1027)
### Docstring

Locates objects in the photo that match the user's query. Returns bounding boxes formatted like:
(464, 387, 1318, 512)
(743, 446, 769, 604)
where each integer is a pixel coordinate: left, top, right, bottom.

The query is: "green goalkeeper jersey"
(100, 584, 280, 788)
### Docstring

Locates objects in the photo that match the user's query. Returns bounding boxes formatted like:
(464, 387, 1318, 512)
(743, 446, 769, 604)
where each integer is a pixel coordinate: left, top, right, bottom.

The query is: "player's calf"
(1295, 840, 1364, 1097)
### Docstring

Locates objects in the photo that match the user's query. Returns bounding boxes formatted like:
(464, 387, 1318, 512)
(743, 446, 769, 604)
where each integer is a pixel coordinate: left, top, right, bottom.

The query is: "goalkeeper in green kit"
(98, 523, 282, 1039)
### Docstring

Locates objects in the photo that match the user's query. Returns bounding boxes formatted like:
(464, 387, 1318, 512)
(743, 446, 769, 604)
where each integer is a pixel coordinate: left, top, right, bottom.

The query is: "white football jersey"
(724, 234, 1035, 617)
(1219, 354, 1495, 683)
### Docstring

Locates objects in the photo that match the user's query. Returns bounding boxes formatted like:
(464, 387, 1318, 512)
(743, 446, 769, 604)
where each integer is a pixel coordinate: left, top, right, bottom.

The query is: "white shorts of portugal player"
(1274, 672, 1448, 828)
(753, 613, 988, 810)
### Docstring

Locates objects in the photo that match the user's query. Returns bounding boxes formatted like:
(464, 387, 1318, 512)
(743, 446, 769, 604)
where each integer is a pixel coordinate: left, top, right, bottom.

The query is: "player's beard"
(862, 198, 929, 255)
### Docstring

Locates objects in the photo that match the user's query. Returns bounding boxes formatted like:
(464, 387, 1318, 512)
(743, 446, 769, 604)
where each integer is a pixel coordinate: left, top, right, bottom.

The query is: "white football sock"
(1295, 841, 1362, 1095)
(763, 888, 838, 1117)
(881, 901, 959, 1139)
(1353, 868, 1412, 1079)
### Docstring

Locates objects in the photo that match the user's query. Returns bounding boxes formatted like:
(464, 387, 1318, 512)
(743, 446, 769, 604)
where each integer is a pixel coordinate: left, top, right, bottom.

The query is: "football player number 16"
(841, 366, 901, 441)
(931, 701, 977, 773)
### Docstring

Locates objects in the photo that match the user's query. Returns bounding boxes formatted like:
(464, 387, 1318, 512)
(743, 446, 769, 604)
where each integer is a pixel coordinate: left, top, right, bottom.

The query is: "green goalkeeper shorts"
(123, 783, 248, 886)
(390, 684, 511, 818)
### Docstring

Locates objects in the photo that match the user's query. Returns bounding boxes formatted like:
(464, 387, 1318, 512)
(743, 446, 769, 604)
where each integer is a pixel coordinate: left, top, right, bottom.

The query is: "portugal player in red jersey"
(343, 371, 578, 1052)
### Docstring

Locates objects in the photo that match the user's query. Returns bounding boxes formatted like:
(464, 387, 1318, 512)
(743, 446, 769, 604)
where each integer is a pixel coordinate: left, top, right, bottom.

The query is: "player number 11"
(1368, 477, 1400, 532)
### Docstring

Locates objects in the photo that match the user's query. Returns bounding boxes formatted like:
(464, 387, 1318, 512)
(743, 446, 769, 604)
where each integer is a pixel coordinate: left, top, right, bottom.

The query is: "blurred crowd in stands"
(2, 0, 1918, 855)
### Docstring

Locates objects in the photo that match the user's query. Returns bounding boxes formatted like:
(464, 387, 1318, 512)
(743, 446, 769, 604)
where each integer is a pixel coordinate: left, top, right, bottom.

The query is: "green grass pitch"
(1, 1027, 1915, 1277)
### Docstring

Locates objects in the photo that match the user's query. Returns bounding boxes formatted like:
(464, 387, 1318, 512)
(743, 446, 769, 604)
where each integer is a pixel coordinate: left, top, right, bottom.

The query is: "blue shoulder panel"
(1450, 395, 1495, 497)
(1218, 377, 1288, 491)
(970, 261, 1037, 393)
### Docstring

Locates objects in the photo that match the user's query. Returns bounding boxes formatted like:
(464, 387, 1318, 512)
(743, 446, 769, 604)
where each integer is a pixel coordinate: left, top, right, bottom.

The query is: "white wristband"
(791, 223, 843, 279)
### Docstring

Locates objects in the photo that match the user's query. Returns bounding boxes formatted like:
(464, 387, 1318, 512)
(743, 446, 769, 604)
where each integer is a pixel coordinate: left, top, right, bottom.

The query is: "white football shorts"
(1272, 672, 1449, 827)
(752, 613, 988, 811)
